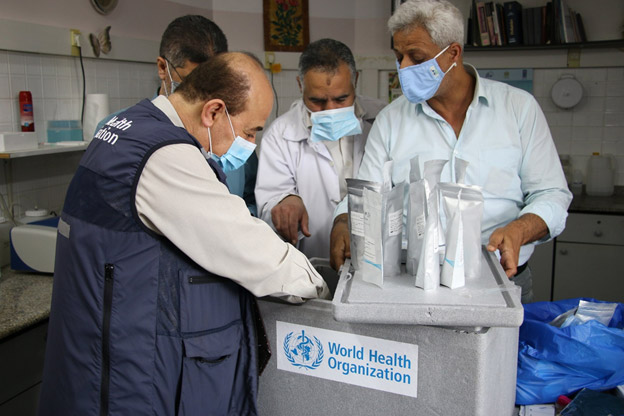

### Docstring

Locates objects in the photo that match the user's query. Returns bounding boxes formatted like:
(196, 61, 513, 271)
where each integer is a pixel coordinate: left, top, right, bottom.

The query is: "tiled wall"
(534, 67, 624, 185)
(0, 50, 154, 217)
(0, 49, 623, 219)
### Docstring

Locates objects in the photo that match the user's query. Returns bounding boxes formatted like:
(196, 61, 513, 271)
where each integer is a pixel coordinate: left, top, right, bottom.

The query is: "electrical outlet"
(264, 52, 275, 70)
(70, 29, 81, 57)
(567, 48, 581, 68)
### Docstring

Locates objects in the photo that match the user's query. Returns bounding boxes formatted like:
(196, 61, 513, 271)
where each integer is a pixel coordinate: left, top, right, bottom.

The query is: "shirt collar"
(152, 95, 185, 128)
(464, 64, 489, 107)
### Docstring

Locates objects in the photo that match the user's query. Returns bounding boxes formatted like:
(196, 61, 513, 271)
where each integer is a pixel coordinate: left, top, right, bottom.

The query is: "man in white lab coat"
(255, 38, 386, 259)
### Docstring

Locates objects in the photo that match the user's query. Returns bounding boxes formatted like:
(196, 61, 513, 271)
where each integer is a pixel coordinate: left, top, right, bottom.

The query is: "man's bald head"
(175, 51, 271, 116)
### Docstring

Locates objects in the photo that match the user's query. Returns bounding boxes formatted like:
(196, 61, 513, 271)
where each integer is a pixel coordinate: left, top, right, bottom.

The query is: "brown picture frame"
(263, 0, 310, 52)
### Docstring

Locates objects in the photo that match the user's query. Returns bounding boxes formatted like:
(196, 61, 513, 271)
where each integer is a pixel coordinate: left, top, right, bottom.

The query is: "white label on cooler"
(276, 321, 419, 398)
(388, 209, 403, 237)
(350, 211, 364, 237)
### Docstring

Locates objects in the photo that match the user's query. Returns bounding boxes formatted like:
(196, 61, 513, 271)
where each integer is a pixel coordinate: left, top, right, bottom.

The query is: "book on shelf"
(469, 0, 589, 48)
(485, 2, 498, 45)
(490, 2, 502, 45)
(575, 11, 587, 42)
(544, 1, 554, 44)
(476, 2, 491, 46)
(503, 1, 523, 45)
(496, 3, 507, 45)
(468, 0, 481, 46)
(533, 6, 543, 45)
(569, 7, 580, 42)
(521, 6, 530, 45)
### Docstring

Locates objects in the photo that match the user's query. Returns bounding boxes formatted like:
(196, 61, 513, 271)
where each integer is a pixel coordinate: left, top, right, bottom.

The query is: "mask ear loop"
(163, 63, 174, 97)
(434, 45, 457, 75)
(207, 127, 214, 157)
(224, 106, 238, 141)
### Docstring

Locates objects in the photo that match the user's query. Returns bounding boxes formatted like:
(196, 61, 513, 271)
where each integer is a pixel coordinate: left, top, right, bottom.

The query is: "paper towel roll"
(83, 94, 110, 142)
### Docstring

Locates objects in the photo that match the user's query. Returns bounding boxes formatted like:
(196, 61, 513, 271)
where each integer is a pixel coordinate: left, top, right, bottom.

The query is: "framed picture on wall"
(263, 0, 310, 52)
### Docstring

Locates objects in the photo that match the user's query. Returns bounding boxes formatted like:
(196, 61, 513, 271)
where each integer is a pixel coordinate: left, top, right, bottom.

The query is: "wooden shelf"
(464, 39, 624, 52)
(0, 142, 89, 160)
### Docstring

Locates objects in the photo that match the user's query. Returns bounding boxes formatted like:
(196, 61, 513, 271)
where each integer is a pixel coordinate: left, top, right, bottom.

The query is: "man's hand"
(330, 214, 350, 271)
(487, 213, 548, 278)
(271, 195, 310, 245)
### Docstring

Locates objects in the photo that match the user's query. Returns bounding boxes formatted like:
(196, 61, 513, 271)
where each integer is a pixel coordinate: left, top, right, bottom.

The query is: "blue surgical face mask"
(397, 45, 457, 104)
(207, 107, 256, 173)
(308, 105, 362, 143)
(163, 61, 181, 97)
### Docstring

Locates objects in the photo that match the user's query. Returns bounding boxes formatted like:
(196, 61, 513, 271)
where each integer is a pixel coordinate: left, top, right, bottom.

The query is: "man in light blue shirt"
(330, 0, 572, 302)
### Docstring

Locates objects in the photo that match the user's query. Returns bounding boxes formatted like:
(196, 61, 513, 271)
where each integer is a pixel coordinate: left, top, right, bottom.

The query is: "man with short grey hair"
(329, 0, 572, 303)
(256, 38, 386, 259)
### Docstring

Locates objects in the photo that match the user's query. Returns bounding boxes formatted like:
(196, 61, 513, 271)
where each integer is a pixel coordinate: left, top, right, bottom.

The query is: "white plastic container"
(586, 153, 615, 197)
(258, 252, 522, 416)
(0, 132, 38, 152)
(17, 208, 53, 224)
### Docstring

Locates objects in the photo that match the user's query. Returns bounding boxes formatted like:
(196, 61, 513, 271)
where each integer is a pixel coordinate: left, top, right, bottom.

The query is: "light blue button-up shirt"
(336, 65, 572, 265)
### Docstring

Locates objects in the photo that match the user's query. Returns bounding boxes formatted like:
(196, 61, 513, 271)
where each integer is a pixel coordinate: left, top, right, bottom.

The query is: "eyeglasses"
(163, 57, 185, 81)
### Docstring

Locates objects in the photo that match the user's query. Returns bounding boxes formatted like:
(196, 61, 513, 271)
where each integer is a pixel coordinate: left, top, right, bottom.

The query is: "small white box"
(0, 132, 38, 152)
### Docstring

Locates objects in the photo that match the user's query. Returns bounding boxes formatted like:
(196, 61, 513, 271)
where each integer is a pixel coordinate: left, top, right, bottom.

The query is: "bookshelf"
(464, 39, 624, 52)
(465, 0, 624, 52)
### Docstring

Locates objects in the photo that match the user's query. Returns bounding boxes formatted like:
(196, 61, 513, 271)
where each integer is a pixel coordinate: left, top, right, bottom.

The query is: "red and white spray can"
(19, 91, 34, 132)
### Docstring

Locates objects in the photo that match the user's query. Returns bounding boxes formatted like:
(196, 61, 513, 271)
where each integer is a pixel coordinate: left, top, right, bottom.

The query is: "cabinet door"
(553, 242, 624, 303)
(0, 321, 47, 409)
(529, 240, 554, 302)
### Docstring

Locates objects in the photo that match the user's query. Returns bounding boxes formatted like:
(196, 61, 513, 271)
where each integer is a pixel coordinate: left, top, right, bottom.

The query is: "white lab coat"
(255, 97, 386, 259)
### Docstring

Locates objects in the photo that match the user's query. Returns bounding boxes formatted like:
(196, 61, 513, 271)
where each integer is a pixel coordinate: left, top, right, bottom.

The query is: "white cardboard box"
(0, 132, 38, 152)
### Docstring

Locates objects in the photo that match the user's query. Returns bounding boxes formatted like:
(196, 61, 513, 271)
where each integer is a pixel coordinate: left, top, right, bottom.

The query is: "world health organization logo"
(283, 330, 324, 370)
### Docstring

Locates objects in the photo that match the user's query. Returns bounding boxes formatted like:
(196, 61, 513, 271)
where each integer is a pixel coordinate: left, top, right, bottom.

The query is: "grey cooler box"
(257, 250, 523, 416)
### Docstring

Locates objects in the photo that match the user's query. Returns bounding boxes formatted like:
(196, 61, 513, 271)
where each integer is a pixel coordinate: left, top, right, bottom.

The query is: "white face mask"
(207, 107, 256, 173)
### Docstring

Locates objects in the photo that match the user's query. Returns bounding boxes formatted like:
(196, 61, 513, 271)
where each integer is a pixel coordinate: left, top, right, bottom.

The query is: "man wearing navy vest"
(39, 52, 329, 416)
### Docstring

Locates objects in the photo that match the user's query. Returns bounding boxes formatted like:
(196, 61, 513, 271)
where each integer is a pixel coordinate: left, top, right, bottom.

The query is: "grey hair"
(388, 0, 464, 49)
(298, 38, 357, 85)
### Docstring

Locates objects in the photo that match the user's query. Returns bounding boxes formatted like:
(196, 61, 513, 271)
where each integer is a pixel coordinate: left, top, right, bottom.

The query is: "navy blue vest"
(39, 99, 259, 416)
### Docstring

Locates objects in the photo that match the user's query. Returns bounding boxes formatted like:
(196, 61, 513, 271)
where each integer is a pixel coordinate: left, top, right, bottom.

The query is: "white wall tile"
(571, 126, 602, 141)
(0, 76, 10, 99)
(8, 53, 25, 75)
(571, 139, 602, 155)
(10, 75, 26, 96)
(27, 76, 44, 99)
(544, 111, 573, 127)
(606, 81, 624, 97)
(0, 52, 9, 75)
(42, 76, 58, 98)
(605, 112, 624, 127)
(607, 67, 624, 81)
(583, 80, 606, 97)
(0, 100, 13, 124)
(54, 57, 72, 77)
(604, 126, 624, 141)
(572, 111, 604, 127)
(606, 97, 624, 112)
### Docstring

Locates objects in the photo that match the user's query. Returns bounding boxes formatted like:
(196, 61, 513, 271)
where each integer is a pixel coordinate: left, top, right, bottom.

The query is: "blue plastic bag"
(516, 298, 624, 405)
